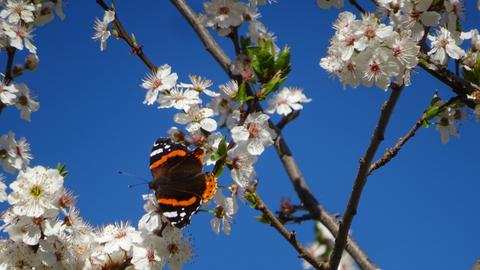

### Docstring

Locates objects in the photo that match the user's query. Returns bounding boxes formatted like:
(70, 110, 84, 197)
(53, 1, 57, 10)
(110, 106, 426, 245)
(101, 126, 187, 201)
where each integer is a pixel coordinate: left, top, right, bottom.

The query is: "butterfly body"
(149, 138, 216, 228)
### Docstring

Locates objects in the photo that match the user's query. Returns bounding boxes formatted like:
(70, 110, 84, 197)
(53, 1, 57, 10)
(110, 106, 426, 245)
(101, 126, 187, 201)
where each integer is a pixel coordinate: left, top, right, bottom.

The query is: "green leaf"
(423, 106, 440, 121)
(131, 33, 137, 47)
(217, 137, 227, 157)
(240, 36, 251, 50)
(463, 54, 480, 85)
(423, 119, 430, 128)
(244, 191, 258, 208)
(274, 46, 291, 75)
(56, 163, 68, 178)
(259, 72, 286, 100)
(234, 82, 254, 104)
(214, 165, 224, 178)
(210, 152, 221, 162)
(255, 215, 270, 224)
(210, 137, 228, 163)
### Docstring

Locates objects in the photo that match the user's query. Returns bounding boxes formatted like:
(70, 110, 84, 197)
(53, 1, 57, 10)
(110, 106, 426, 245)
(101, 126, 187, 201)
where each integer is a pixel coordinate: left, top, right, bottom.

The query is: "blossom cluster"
(202, 0, 277, 48)
(320, 0, 480, 143)
(0, 165, 193, 269)
(0, 0, 63, 120)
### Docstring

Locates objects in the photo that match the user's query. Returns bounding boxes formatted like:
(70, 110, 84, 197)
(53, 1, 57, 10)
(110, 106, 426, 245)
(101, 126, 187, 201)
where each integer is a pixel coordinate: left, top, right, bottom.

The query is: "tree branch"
(328, 84, 404, 270)
(368, 96, 459, 174)
(247, 188, 327, 270)
(418, 53, 480, 100)
(169, 0, 232, 76)
(96, 0, 156, 72)
(4, 47, 16, 85)
(169, 1, 378, 270)
(276, 110, 300, 130)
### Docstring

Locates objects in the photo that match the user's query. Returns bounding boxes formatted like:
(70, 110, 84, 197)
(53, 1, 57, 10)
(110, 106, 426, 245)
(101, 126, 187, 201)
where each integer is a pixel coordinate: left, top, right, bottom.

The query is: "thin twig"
(349, 0, 366, 14)
(278, 213, 314, 225)
(169, 1, 378, 269)
(329, 84, 404, 270)
(369, 96, 459, 174)
(276, 111, 301, 130)
(247, 188, 327, 270)
(96, 0, 156, 72)
(4, 47, 16, 85)
(169, 0, 232, 76)
(419, 53, 480, 101)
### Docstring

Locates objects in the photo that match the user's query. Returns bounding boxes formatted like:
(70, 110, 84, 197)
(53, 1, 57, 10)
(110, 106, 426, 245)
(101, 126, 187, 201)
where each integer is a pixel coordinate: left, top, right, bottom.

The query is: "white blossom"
(92, 10, 115, 51)
(0, 0, 35, 24)
(96, 222, 142, 254)
(434, 101, 460, 144)
(231, 112, 275, 155)
(141, 64, 178, 105)
(203, 0, 246, 35)
(179, 75, 218, 97)
(0, 81, 18, 105)
(161, 226, 192, 270)
(228, 144, 257, 188)
(13, 83, 39, 121)
(266, 86, 311, 116)
(4, 22, 37, 54)
(428, 27, 465, 65)
(0, 174, 6, 202)
(131, 235, 165, 270)
(7, 166, 64, 217)
(0, 131, 32, 173)
(158, 86, 201, 110)
(174, 104, 217, 132)
(210, 190, 238, 235)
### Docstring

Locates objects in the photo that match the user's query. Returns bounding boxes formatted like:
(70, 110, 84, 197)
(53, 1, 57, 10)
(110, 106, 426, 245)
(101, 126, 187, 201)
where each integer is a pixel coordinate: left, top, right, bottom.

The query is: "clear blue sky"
(2, 1, 480, 269)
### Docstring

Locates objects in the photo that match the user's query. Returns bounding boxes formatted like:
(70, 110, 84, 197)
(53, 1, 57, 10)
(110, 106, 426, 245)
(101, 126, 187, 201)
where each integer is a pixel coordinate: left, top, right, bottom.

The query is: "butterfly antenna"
(117, 170, 149, 188)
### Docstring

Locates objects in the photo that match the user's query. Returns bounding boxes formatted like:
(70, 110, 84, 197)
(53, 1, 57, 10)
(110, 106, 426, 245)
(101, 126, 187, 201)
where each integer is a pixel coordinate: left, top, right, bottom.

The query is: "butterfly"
(148, 137, 217, 228)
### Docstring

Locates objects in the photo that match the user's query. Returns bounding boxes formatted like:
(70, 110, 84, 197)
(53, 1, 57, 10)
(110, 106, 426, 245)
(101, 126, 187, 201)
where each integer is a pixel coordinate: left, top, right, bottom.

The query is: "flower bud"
(13, 64, 23, 77)
(24, 54, 39, 71)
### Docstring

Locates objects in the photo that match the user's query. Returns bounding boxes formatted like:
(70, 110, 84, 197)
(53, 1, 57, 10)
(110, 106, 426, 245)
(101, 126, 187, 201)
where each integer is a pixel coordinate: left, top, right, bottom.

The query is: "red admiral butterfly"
(148, 138, 217, 228)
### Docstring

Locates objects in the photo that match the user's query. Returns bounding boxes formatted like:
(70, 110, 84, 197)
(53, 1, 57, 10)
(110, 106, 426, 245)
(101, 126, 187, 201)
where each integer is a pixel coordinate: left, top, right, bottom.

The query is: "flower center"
(14, 6, 24, 15)
(30, 185, 42, 197)
(218, 6, 230, 15)
(18, 95, 28, 106)
(153, 79, 163, 90)
(364, 26, 376, 40)
(369, 62, 380, 74)
(247, 122, 261, 138)
(167, 243, 179, 255)
(114, 231, 127, 239)
(214, 205, 225, 219)
(0, 149, 7, 159)
(347, 62, 356, 72)
(440, 38, 449, 48)
(147, 249, 156, 262)
(393, 47, 402, 57)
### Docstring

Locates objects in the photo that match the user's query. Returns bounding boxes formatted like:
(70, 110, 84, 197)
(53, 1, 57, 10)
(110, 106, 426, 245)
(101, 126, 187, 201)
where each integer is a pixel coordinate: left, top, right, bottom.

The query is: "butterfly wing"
(154, 173, 205, 228)
(149, 138, 214, 228)
(149, 138, 208, 177)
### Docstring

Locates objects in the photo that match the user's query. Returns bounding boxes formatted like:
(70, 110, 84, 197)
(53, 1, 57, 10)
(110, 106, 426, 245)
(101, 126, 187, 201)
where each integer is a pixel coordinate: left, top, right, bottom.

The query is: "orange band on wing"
(150, 150, 187, 169)
(158, 196, 197, 207)
(193, 148, 206, 164)
(201, 174, 217, 203)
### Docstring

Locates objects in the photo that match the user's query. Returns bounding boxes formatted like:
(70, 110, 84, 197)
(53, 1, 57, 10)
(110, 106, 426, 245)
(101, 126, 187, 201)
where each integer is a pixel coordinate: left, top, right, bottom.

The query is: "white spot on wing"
(165, 144, 171, 149)
(150, 148, 164, 157)
(180, 212, 186, 217)
(163, 211, 178, 218)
